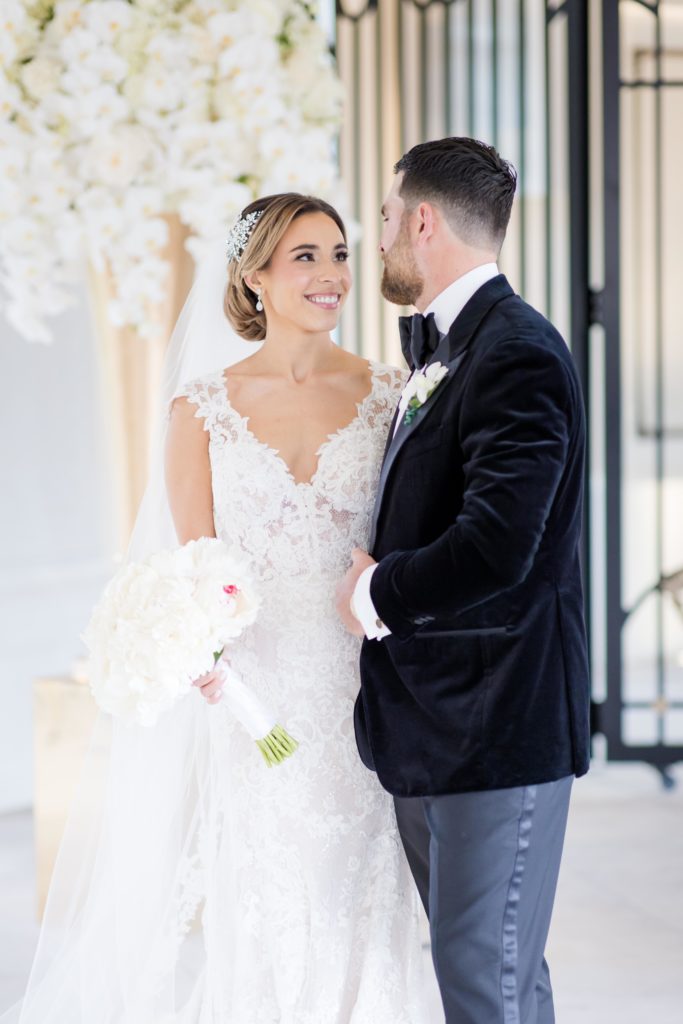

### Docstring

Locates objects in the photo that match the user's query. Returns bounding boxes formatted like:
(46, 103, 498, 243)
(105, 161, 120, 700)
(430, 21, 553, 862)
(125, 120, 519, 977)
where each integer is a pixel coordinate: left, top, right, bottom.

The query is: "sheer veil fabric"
(4, 243, 427, 1022)
(2, 244, 263, 1022)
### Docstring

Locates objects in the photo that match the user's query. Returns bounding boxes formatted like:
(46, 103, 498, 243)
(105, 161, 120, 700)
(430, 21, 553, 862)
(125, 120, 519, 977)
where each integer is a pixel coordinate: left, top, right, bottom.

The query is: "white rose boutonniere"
(403, 361, 450, 425)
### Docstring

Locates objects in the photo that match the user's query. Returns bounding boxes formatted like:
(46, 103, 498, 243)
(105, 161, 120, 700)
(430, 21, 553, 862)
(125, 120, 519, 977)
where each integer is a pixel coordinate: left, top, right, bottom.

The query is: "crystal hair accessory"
(226, 210, 264, 263)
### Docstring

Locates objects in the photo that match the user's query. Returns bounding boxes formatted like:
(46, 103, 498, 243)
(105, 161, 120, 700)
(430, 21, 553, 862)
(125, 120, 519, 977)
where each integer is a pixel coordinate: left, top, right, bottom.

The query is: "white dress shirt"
(352, 263, 499, 640)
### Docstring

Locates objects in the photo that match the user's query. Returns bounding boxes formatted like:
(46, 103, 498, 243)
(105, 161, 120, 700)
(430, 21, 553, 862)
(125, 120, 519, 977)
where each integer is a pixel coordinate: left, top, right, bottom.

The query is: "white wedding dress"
(2, 359, 428, 1024)
(172, 359, 426, 1022)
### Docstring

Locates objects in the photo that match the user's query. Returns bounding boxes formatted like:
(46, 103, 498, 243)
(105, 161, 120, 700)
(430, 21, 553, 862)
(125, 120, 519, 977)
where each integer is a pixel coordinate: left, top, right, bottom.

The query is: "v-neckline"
(220, 361, 380, 489)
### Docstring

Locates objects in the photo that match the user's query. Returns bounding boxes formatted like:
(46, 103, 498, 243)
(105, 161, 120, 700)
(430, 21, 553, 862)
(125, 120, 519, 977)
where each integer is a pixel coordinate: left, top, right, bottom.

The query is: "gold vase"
(88, 213, 195, 553)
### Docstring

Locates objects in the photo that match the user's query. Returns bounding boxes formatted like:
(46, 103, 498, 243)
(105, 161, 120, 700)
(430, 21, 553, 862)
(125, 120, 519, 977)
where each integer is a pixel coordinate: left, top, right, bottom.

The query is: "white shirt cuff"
(351, 565, 391, 640)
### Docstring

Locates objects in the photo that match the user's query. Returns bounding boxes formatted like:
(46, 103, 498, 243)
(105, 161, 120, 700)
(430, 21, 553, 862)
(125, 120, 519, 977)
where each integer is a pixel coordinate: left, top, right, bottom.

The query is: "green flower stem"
(255, 725, 299, 768)
(212, 652, 299, 767)
(263, 736, 281, 760)
(273, 725, 299, 753)
(269, 733, 291, 756)
(256, 739, 277, 767)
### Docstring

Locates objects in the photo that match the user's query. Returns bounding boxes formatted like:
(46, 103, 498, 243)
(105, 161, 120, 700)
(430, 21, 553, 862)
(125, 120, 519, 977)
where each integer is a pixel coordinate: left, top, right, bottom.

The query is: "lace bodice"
(180, 361, 405, 596)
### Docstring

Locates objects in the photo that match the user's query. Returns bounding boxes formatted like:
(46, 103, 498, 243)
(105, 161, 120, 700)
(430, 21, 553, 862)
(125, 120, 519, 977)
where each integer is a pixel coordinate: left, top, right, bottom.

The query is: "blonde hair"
(224, 193, 347, 341)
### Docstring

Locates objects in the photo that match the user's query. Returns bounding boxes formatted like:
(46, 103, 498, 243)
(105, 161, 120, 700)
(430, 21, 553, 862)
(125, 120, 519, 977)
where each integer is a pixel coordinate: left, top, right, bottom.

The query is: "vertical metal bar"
(567, 0, 592, 702)
(653, 3, 665, 742)
(420, 3, 428, 141)
(444, 1, 453, 135)
(518, 0, 527, 296)
(467, 0, 475, 135)
(492, 0, 499, 147)
(398, 0, 405, 154)
(375, 4, 385, 363)
(602, 0, 624, 755)
(352, 20, 362, 353)
(544, 3, 552, 320)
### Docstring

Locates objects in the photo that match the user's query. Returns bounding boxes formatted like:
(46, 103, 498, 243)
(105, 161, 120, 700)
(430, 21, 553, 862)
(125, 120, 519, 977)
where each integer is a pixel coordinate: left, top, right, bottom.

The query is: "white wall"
(0, 288, 115, 812)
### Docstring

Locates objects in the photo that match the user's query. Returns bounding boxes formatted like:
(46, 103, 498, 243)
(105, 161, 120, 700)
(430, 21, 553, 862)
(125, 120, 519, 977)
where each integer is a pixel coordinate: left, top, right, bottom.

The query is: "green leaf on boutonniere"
(403, 401, 421, 426)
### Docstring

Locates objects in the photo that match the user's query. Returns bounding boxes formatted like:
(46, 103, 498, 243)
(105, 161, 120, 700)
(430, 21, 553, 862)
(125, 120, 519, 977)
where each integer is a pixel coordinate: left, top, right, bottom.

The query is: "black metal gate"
(599, 0, 683, 782)
(334, 0, 683, 778)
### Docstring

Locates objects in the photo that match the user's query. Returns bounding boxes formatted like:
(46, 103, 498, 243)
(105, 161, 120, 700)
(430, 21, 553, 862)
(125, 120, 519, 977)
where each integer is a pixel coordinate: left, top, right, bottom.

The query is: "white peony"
(83, 538, 260, 727)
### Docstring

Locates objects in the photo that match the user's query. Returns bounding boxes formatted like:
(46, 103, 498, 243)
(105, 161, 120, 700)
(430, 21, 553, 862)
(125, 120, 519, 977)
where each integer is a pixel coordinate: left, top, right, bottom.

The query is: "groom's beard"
(380, 222, 424, 307)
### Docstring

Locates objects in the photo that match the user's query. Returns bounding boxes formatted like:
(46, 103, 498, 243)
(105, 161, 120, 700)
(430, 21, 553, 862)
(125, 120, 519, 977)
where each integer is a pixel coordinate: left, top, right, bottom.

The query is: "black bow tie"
(399, 312, 441, 370)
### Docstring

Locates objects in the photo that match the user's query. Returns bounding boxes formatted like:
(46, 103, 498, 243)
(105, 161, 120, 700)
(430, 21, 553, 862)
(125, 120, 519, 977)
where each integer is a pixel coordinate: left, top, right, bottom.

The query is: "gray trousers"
(394, 776, 572, 1024)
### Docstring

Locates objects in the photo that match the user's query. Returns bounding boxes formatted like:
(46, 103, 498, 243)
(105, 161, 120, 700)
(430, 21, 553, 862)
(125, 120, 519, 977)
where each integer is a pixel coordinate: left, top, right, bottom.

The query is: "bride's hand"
(192, 665, 225, 704)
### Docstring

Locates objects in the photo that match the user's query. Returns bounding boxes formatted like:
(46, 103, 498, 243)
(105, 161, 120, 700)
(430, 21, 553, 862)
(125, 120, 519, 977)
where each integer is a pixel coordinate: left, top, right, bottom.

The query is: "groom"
(337, 137, 590, 1022)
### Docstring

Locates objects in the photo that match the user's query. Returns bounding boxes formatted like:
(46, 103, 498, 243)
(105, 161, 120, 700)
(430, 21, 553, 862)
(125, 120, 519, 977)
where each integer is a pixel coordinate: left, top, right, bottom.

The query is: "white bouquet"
(83, 537, 298, 766)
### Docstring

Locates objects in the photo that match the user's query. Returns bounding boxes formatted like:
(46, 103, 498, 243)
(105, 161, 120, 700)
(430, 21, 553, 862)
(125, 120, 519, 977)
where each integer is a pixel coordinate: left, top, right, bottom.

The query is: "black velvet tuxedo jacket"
(354, 274, 590, 797)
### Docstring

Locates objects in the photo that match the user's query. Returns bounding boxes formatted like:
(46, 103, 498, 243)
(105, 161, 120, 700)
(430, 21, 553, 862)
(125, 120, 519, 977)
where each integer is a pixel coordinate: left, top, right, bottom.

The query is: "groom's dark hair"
(394, 137, 517, 252)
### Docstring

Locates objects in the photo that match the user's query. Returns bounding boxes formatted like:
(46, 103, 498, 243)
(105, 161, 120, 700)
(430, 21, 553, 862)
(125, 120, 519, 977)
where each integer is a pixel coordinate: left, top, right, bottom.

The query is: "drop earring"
(255, 289, 263, 312)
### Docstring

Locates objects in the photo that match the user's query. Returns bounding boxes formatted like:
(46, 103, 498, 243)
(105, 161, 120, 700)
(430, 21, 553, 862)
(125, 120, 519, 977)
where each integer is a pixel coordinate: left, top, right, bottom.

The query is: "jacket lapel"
(368, 275, 513, 553)
(377, 332, 453, 486)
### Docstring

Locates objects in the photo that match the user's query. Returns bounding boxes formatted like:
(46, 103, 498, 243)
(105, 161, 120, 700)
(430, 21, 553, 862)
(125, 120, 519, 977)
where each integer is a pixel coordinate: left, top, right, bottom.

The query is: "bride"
(4, 194, 427, 1023)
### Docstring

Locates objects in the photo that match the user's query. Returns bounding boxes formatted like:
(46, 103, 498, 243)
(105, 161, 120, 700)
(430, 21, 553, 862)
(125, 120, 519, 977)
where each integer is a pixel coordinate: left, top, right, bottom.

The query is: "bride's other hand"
(193, 668, 224, 704)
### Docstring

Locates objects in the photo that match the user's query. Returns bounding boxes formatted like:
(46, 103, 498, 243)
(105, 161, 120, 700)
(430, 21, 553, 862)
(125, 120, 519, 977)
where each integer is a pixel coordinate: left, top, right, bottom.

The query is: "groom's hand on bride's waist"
(336, 548, 377, 637)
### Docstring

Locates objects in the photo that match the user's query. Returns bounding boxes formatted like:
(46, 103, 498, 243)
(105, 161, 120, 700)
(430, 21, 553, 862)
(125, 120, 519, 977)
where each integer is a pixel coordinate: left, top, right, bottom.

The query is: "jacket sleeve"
(370, 335, 576, 639)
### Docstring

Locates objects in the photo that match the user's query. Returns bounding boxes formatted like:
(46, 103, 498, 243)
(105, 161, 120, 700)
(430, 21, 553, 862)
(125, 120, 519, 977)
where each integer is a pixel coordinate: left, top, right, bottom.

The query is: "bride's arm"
(165, 397, 224, 704)
(165, 396, 216, 544)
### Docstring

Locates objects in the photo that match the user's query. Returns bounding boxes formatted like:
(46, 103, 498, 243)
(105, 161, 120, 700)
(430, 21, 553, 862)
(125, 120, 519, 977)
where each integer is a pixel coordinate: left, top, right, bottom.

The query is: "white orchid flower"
(1, 0, 343, 342)
(403, 361, 450, 425)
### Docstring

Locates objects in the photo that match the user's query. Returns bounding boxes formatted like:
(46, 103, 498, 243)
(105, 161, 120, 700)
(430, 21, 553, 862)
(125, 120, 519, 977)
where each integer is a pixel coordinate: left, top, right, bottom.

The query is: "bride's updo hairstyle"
(224, 193, 347, 341)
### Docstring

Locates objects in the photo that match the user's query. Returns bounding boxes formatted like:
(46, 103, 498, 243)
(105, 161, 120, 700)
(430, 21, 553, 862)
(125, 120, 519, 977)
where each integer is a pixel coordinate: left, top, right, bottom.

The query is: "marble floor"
(1, 760, 682, 1022)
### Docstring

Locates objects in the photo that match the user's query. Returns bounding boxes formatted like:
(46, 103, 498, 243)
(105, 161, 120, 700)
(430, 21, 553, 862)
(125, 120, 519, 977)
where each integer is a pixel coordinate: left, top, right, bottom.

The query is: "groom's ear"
(414, 202, 437, 247)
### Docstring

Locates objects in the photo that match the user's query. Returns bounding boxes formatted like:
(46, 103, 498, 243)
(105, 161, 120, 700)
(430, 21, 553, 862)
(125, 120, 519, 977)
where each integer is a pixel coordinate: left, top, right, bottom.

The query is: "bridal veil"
(3, 241, 261, 1023)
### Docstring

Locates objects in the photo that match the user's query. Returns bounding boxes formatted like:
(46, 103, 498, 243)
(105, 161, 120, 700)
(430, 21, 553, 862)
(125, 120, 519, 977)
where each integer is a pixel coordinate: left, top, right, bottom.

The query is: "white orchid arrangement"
(0, 0, 344, 343)
(403, 361, 450, 425)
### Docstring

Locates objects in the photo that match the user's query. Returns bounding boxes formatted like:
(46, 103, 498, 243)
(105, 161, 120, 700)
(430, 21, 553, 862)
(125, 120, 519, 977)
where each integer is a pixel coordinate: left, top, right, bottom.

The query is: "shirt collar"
(424, 263, 499, 336)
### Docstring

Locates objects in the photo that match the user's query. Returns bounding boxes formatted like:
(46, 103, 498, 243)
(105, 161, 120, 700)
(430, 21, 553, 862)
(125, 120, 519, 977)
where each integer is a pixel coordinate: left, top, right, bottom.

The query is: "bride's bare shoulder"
(330, 350, 408, 401)
(222, 352, 262, 378)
